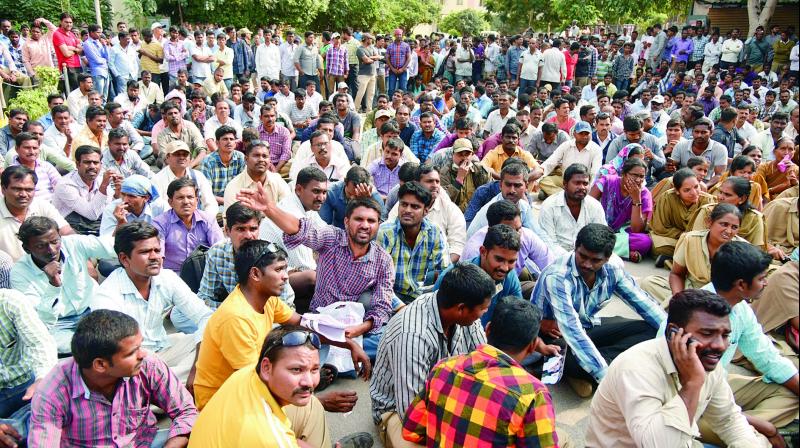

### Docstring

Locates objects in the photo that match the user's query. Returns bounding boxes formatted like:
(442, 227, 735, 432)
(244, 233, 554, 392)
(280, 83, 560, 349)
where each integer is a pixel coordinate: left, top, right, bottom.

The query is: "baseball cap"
(633, 110, 651, 122)
(150, 22, 163, 30)
(453, 138, 474, 152)
(375, 110, 393, 120)
(337, 82, 348, 90)
(164, 140, 191, 155)
(331, 32, 341, 39)
(573, 121, 592, 134)
(651, 94, 665, 104)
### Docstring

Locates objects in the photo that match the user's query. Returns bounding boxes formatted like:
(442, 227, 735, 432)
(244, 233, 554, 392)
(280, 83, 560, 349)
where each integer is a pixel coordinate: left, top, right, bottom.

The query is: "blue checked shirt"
(588, 45, 598, 78)
(232, 40, 255, 76)
(409, 129, 445, 163)
(691, 35, 708, 62)
(531, 253, 666, 381)
(200, 150, 245, 198)
(377, 218, 448, 302)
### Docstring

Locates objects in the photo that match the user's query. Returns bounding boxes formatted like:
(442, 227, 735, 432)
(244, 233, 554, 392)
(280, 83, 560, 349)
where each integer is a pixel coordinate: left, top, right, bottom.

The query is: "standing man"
(354, 34, 379, 114)
(386, 29, 411, 97)
(279, 30, 298, 90)
(83, 25, 110, 100)
(51, 13, 82, 93)
(255, 30, 280, 84)
(455, 37, 475, 84)
(325, 33, 348, 100)
(294, 31, 324, 95)
(540, 39, 567, 92)
(342, 28, 361, 96)
(232, 28, 255, 85)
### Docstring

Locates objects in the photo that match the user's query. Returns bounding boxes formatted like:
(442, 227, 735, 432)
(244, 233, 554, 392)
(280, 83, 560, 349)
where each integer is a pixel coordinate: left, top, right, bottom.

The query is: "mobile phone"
(668, 325, 697, 347)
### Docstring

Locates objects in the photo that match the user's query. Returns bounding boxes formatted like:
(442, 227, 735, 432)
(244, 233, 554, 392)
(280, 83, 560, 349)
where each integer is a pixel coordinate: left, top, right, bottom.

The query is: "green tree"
(163, 0, 328, 28)
(308, 0, 381, 30)
(0, 0, 113, 28)
(439, 9, 488, 37)
(378, 0, 441, 33)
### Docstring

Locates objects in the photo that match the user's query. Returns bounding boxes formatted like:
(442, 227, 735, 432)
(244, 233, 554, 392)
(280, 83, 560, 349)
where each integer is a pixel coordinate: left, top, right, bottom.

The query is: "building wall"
(440, 0, 486, 15)
(695, 3, 800, 34)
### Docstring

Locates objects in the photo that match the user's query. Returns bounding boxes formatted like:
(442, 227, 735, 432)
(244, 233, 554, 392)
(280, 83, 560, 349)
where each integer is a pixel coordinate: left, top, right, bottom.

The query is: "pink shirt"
(22, 36, 54, 68)
(562, 50, 578, 81)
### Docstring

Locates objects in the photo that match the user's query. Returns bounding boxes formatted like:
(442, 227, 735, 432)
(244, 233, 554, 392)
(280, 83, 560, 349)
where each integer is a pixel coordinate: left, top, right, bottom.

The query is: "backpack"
(179, 244, 210, 293)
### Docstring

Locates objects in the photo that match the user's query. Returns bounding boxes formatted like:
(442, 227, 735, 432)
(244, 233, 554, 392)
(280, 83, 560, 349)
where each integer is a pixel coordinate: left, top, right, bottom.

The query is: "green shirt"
(344, 38, 361, 65)
(0, 289, 57, 386)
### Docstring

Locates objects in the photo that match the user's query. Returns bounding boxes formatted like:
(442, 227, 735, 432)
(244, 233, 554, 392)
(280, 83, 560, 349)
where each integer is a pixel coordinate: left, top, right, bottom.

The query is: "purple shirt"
(698, 96, 719, 116)
(258, 123, 293, 165)
(368, 158, 406, 196)
(670, 38, 694, 63)
(477, 133, 503, 160)
(284, 218, 395, 332)
(462, 226, 555, 276)
(152, 209, 224, 271)
(28, 356, 197, 448)
(325, 45, 349, 76)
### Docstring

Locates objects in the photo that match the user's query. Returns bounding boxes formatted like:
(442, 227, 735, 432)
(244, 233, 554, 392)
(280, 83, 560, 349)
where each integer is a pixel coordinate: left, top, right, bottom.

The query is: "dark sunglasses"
(261, 330, 321, 358)
(255, 242, 280, 264)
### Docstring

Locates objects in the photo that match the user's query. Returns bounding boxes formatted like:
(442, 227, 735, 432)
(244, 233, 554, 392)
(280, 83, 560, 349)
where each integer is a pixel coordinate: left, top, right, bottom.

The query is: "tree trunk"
(747, 0, 778, 37)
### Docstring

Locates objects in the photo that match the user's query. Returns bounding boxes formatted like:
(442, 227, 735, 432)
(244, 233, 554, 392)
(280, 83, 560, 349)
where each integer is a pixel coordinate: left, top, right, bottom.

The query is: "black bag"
(179, 244, 210, 293)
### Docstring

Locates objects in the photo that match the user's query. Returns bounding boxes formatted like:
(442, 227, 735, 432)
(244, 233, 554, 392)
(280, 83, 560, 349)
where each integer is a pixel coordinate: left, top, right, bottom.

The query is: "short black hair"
(72, 310, 140, 369)
(499, 160, 529, 180)
(486, 200, 520, 226)
(75, 145, 102, 162)
(575, 223, 616, 257)
(437, 262, 495, 309)
(667, 289, 731, 329)
(18, 216, 59, 246)
(225, 202, 264, 229)
(563, 163, 590, 184)
(234, 239, 288, 286)
(711, 241, 772, 292)
(14, 132, 37, 148)
(85, 105, 107, 122)
(166, 177, 198, 199)
(345, 165, 371, 186)
(344, 197, 382, 219)
(398, 163, 420, 183)
(483, 224, 520, 252)
(215, 125, 237, 141)
(398, 181, 432, 208)
(297, 166, 328, 187)
(487, 296, 542, 352)
(107, 127, 129, 143)
(1, 165, 37, 189)
(114, 221, 160, 257)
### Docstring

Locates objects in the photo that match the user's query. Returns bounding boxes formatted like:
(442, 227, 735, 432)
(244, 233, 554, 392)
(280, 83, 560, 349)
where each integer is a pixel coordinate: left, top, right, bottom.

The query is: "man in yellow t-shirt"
(138, 28, 164, 77)
(481, 123, 541, 179)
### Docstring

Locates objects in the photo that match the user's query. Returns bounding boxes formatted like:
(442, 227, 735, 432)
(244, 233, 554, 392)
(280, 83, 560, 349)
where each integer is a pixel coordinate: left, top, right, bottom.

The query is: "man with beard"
(11, 216, 115, 354)
(378, 181, 448, 304)
(53, 145, 119, 236)
(467, 162, 539, 240)
(94, 221, 213, 382)
(585, 289, 768, 447)
(690, 242, 798, 446)
(152, 140, 218, 216)
(289, 131, 350, 183)
(223, 140, 290, 211)
(0, 166, 73, 261)
(671, 118, 728, 188)
(533, 223, 665, 398)
(539, 163, 607, 253)
(237, 183, 394, 360)
(260, 167, 328, 312)
(101, 128, 152, 179)
(156, 102, 207, 168)
(28, 310, 197, 447)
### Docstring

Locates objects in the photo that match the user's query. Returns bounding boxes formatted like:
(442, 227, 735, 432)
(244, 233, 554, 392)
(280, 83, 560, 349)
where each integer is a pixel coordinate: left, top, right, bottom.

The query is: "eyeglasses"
(261, 330, 321, 358)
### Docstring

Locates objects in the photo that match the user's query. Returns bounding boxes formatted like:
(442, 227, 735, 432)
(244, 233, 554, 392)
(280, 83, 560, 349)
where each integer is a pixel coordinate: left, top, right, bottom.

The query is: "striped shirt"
(0, 289, 57, 387)
(367, 158, 405, 196)
(284, 218, 395, 333)
(403, 344, 558, 448)
(377, 218, 449, 302)
(325, 45, 349, 76)
(28, 356, 197, 447)
(531, 253, 666, 381)
(369, 292, 486, 424)
(199, 150, 246, 198)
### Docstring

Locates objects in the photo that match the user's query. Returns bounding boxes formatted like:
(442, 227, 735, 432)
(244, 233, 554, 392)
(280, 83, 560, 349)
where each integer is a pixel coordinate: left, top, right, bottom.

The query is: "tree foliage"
(439, 9, 487, 37)
(0, 0, 113, 28)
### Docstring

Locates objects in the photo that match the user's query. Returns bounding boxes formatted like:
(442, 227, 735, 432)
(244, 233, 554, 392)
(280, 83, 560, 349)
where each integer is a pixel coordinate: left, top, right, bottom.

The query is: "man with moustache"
(585, 289, 769, 447)
(223, 140, 290, 211)
(53, 146, 117, 235)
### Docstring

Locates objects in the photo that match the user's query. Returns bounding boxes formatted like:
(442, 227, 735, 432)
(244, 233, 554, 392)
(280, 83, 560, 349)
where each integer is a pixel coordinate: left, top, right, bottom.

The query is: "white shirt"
(288, 153, 350, 183)
(203, 115, 243, 142)
(279, 42, 298, 76)
(539, 191, 607, 252)
(735, 121, 758, 155)
(455, 46, 474, 76)
(484, 108, 517, 136)
(43, 122, 81, 157)
(190, 44, 213, 80)
(305, 91, 324, 115)
(540, 139, 603, 179)
(540, 47, 566, 83)
(720, 38, 743, 63)
(791, 44, 799, 71)
(113, 93, 146, 119)
(274, 91, 295, 115)
(255, 43, 281, 80)
(66, 89, 89, 124)
(151, 167, 219, 217)
(295, 139, 349, 170)
(484, 42, 500, 72)
(519, 49, 544, 80)
(259, 192, 323, 271)
(704, 39, 722, 65)
(582, 84, 598, 103)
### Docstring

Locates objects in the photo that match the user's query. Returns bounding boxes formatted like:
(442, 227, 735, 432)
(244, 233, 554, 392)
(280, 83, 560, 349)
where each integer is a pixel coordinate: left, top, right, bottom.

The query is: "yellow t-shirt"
(188, 368, 299, 448)
(193, 286, 293, 409)
(481, 145, 540, 174)
(140, 41, 164, 74)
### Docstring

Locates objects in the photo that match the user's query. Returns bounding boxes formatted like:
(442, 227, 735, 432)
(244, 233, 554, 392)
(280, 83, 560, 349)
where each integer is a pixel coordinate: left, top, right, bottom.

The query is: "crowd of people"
(0, 11, 797, 447)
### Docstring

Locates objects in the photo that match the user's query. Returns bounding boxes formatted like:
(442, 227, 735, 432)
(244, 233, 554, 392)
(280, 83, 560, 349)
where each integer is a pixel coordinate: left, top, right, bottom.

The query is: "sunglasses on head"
(261, 330, 321, 358)
(255, 242, 280, 264)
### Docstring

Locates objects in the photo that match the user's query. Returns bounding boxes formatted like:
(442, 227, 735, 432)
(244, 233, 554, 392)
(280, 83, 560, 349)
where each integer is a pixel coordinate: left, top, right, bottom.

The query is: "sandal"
(316, 364, 338, 391)
(628, 251, 641, 263)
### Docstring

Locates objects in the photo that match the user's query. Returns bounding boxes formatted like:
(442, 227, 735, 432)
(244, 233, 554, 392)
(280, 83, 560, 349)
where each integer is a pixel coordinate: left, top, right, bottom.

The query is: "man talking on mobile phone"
(585, 289, 770, 448)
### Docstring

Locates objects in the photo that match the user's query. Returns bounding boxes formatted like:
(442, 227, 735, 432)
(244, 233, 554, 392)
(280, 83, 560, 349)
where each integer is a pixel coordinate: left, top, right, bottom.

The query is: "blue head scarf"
(120, 175, 160, 203)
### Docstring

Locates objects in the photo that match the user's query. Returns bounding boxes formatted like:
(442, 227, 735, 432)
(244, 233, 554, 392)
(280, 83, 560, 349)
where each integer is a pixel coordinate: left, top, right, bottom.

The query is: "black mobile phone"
(667, 326, 697, 347)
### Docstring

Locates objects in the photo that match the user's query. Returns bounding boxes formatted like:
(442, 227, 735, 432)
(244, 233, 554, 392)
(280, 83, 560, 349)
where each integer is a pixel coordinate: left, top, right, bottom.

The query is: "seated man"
(532, 223, 665, 397)
(368, 137, 408, 198)
(481, 124, 541, 179)
(438, 137, 492, 212)
(526, 122, 570, 162)
(238, 186, 393, 359)
(378, 181, 448, 304)
(467, 162, 540, 241)
(289, 130, 350, 183)
(101, 127, 153, 179)
(463, 200, 555, 281)
(12, 217, 115, 354)
(156, 101, 208, 169)
(402, 297, 558, 447)
(536, 121, 603, 199)
(294, 115, 352, 168)
(539, 163, 607, 253)
(0, 166, 73, 261)
(436, 224, 525, 327)
(94, 222, 213, 381)
(199, 202, 295, 308)
(153, 177, 224, 273)
(7, 133, 60, 202)
(29, 310, 197, 447)
(387, 165, 466, 263)
(99, 175, 168, 236)
(764, 196, 799, 259)
(750, 260, 799, 371)
(53, 145, 116, 236)
(0, 289, 57, 442)
(369, 263, 494, 448)
(223, 139, 290, 211)
(152, 140, 219, 216)
(409, 112, 445, 164)
(200, 125, 246, 207)
(696, 241, 799, 445)
(190, 325, 372, 448)
(320, 166, 384, 229)
(360, 120, 418, 169)
(193, 238, 369, 410)
(585, 290, 770, 448)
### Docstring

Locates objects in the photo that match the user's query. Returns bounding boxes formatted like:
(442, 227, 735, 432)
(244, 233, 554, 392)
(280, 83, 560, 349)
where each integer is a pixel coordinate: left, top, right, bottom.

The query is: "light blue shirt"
(11, 235, 115, 327)
(93, 268, 212, 351)
(466, 193, 551, 247)
(99, 198, 168, 236)
(109, 44, 137, 81)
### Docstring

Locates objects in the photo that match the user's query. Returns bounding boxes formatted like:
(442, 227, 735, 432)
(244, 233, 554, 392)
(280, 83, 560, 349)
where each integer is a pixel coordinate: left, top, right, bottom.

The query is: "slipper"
(316, 364, 338, 391)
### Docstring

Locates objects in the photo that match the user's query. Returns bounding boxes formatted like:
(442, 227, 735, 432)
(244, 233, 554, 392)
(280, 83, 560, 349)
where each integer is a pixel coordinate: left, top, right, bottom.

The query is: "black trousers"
(544, 316, 658, 383)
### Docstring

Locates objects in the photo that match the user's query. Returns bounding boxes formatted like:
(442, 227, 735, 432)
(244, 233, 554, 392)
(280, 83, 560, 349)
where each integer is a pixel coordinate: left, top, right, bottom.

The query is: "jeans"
(519, 77, 538, 95)
(387, 71, 407, 97)
(0, 376, 33, 418)
(298, 74, 320, 93)
(54, 311, 90, 354)
(614, 78, 631, 92)
(472, 60, 484, 83)
(150, 428, 172, 448)
(92, 74, 109, 100)
(113, 75, 132, 99)
(0, 404, 30, 442)
(346, 65, 359, 95)
(280, 73, 298, 91)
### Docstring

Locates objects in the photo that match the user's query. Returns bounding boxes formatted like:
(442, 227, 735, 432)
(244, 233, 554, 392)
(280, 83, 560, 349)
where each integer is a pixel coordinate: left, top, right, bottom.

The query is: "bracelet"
(632, 202, 642, 207)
